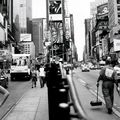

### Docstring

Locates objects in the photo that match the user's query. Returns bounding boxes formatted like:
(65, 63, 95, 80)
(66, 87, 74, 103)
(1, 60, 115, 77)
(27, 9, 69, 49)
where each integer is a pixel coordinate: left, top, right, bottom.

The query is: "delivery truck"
(10, 54, 31, 81)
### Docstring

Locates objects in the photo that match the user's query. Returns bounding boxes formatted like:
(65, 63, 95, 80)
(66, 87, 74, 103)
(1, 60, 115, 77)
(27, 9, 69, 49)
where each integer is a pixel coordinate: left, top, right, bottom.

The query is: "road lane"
(72, 68, 120, 120)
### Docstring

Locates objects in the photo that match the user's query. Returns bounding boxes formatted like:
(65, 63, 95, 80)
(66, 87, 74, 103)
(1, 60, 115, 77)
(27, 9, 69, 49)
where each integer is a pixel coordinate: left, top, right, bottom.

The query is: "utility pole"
(62, 0, 66, 61)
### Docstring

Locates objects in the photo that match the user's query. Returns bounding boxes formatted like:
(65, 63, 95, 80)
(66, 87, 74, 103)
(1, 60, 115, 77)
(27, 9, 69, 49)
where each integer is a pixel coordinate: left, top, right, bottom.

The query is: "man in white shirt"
(39, 65, 45, 88)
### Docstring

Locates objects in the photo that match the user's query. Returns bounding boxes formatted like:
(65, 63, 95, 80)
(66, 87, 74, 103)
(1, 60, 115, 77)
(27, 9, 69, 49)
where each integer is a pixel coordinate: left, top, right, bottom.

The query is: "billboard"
(97, 3, 108, 19)
(49, 22, 63, 43)
(48, 0, 62, 21)
(0, 27, 5, 42)
(20, 34, 31, 42)
(113, 39, 120, 51)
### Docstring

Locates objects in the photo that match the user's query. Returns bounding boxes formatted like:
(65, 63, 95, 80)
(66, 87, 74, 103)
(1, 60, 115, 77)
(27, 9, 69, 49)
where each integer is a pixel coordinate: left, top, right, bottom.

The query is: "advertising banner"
(20, 34, 31, 41)
(97, 3, 108, 19)
(48, 0, 62, 21)
(0, 13, 4, 25)
(0, 27, 5, 42)
(113, 39, 120, 51)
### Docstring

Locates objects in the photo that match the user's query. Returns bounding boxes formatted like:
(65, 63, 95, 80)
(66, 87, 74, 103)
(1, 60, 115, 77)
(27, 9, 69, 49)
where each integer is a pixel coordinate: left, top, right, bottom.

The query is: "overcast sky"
(32, 0, 94, 61)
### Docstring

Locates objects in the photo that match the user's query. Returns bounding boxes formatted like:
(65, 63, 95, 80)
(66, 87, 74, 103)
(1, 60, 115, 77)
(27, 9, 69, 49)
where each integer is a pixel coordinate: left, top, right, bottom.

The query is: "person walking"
(39, 65, 45, 88)
(31, 66, 37, 88)
(96, 57, 117, 114)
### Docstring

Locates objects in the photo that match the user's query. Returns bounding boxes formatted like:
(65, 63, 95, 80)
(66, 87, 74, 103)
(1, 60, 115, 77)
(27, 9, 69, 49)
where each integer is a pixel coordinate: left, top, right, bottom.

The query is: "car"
(81, 65, 90, 72)
(0, 75, 8, 88)
(90, 65, 96, 70)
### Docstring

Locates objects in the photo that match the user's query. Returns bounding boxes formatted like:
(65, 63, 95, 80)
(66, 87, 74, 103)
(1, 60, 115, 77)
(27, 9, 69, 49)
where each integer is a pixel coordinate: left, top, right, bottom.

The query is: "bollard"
(58, 103, 70, 120)
(59, 88, 69, 103)
(47, 62, 71, 120)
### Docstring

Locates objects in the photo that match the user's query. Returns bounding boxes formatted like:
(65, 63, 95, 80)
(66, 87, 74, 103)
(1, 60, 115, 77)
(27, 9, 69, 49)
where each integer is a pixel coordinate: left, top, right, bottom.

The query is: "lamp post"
(69, 38, 73, 64)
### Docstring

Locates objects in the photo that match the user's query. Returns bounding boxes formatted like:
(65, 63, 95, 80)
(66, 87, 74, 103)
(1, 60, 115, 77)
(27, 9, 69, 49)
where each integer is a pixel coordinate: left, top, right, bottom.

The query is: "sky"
(32, 0, 94, 61)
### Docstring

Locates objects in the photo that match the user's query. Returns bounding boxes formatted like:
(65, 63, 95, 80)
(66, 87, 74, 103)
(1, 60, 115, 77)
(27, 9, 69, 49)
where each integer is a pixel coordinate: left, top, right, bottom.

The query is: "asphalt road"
(72, 68, 120, 120)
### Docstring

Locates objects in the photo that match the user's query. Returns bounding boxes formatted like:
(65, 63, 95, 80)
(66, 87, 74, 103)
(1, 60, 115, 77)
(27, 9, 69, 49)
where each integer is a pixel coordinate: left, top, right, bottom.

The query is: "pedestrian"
(31, 66, 37, 88)
(39, 65, 45, 88)
(0, 85, 9, 107)
(96, 57, 117, 114)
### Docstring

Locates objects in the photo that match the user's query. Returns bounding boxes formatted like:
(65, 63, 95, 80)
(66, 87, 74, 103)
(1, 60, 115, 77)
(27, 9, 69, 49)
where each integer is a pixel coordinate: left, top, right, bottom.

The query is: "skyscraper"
(13, 0, 32, 42)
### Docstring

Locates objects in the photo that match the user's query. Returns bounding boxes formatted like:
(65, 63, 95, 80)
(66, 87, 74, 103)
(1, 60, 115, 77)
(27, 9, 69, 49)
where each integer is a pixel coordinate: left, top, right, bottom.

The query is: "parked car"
(90, 65, 96, 70)
(0, 75, 8, 88)
(81, 65, 90, 72)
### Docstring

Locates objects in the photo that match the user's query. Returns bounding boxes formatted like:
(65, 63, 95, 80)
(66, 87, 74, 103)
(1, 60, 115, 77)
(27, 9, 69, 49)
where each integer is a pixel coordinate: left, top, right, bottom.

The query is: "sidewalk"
(3, 69, 120, 120)
(3, 81, 48, 120)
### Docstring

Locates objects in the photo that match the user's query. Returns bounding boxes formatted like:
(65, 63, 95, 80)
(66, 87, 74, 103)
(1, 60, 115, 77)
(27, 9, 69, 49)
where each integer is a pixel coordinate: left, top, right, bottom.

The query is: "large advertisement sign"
(0, 13, 4, 25)
(20, 34, 31, 42)
(49, 22, 63, 43)
(0, 27, 5, 42)
(48, 0, 62, 21)
(97, 3, 108, 19)
(113, 39, 120, 51)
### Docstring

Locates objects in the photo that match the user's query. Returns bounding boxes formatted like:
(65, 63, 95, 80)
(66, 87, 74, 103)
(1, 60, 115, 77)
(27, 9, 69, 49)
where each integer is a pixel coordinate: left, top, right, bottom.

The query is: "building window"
(118, 13, 120, 17)
(117, 6, 120, 11)
(117, 0, 120, 4)
(118, 19, 120, 24)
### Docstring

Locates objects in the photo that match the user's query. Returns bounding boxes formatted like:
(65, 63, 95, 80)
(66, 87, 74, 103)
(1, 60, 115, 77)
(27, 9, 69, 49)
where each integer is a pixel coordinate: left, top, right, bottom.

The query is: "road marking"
(78, 79, 120, 118)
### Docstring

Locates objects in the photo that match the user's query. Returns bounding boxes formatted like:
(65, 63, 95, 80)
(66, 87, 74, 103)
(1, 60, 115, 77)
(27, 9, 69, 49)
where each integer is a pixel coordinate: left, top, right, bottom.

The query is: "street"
(1, 68, 120, 120)
(72, 68, 120, 120)
(0, 78, 31, 120)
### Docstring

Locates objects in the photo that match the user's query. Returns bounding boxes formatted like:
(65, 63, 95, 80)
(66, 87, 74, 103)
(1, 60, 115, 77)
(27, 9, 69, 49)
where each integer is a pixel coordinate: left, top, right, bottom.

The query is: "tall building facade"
(108, 0, 120, 57)
(32, 18, 44, 57)
(13, 0, 32, 42)
(84, 19, 92, 61)
(22, 41, 35, 59)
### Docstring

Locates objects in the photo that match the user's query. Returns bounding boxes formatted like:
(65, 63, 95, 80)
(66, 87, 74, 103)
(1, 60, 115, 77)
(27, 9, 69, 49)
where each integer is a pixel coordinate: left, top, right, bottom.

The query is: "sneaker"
(108, 108, 112, 114)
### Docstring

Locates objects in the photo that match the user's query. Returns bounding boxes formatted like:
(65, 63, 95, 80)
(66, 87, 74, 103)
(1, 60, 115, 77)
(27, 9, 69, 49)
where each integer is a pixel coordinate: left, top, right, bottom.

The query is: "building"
(12, 0, 32, 53)
(13, 0, 32, 34)
(108, 0, 120, 58)
(21, 41, 35, 59)
(84, 18, 92, 62)
(32, 18, 44, 57)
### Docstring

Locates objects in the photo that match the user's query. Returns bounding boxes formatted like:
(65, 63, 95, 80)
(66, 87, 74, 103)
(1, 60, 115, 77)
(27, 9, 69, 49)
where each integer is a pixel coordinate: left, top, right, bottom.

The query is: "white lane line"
(79, 79, 86, 85)
(78, 79, 120, 118)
